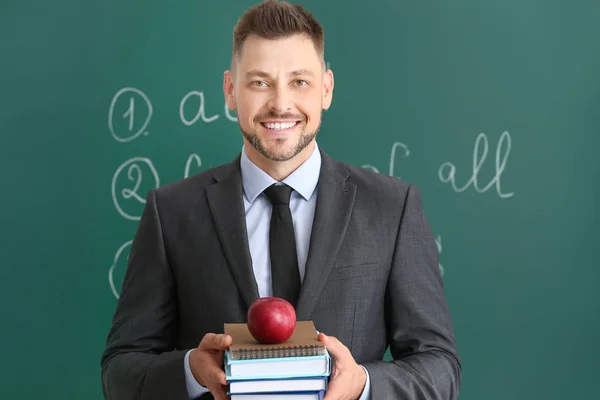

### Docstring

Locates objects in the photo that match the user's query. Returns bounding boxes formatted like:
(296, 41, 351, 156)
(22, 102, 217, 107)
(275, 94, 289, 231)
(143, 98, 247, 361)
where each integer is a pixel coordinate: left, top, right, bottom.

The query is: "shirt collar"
(240, 143, 321, 203)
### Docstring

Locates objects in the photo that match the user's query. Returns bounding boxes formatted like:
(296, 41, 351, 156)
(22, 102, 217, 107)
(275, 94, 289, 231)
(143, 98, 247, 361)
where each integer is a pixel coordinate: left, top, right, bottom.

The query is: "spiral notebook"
(224, 320, 326, 360)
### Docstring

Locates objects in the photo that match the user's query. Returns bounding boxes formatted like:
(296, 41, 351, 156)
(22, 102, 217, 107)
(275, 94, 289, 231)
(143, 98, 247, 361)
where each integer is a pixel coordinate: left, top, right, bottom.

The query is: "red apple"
(247, 297, 296, 344)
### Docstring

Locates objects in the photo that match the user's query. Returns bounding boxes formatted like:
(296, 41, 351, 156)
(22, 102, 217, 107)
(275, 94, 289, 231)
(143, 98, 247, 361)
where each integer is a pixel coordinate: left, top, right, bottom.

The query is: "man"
(101, 1, 461, 399)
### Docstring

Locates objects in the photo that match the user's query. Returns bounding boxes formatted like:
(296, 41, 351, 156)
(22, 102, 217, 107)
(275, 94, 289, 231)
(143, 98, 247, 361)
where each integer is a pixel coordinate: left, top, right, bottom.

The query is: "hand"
(189, 333, 232, 400)
(319, 333, 367, 400)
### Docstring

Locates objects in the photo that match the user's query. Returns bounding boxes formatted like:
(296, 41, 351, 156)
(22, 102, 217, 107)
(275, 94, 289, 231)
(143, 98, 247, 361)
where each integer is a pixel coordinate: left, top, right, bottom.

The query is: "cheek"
(236, 97, 261, 127)
(301, 96, 323, 124)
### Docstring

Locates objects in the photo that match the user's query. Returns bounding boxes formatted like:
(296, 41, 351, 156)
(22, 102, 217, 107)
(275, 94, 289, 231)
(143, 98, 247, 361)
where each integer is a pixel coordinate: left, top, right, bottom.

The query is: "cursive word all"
(438, 131, 514, 198)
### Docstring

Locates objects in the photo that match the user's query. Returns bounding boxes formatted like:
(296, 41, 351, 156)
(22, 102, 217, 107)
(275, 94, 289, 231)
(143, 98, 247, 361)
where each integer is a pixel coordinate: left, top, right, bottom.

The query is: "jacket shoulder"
(149, 161, 236, 207)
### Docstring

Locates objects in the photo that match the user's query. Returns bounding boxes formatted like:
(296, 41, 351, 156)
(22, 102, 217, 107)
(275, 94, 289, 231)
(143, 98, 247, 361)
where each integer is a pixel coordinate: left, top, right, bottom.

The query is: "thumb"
(318, 333, 345, 361)
(200, 333, 232, 350)
(218, 334, 232, 348)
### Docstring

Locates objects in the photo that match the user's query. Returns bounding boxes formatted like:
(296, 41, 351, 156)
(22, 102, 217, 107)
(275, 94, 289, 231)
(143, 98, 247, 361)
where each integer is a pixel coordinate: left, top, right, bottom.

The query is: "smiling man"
(225, 33, 332, 180)
(101, 1, 461, 400)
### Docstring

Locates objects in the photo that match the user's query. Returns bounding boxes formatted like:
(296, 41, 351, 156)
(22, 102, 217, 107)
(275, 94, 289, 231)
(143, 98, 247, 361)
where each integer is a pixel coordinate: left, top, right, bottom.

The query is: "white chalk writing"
(225, 103, 238, 122)
(111, 157, 160, 221)
(435, 235, 444, 276)
(439, 131, 514, 198)
(362, 141, 410, 179)
(108, 87, 153, 142)
(180, 91, 219, 126)
(108, 240, 132, 299)
(184, 153, 202, 178)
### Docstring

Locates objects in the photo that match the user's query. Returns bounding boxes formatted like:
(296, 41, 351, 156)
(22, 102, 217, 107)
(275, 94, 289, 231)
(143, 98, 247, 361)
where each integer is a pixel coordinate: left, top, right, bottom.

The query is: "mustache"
(255, 112, 305, 122)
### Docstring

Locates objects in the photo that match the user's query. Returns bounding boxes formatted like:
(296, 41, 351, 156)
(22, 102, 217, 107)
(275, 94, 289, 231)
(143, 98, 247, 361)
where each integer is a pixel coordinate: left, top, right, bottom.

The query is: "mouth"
(259, 120, 302, 134)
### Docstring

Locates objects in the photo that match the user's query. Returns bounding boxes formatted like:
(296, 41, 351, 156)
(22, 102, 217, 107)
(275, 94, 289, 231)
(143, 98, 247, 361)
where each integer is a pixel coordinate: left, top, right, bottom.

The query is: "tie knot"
(264, 184, 293, 206)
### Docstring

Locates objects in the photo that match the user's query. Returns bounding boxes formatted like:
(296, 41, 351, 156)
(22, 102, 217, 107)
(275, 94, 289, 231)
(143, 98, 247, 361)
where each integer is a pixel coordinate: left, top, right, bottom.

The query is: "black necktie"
(264, 184, 301, 307)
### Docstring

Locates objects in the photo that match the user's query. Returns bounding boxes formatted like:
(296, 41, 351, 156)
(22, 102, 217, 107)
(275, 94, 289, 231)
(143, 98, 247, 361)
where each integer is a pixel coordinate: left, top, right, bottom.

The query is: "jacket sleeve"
(362, 184, 462, 399)
(101, 189, 191, 400)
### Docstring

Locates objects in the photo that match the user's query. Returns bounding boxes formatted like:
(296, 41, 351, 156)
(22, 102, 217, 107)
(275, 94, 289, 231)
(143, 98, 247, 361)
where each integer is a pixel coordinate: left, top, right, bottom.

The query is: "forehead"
(237, 34, 322, 74)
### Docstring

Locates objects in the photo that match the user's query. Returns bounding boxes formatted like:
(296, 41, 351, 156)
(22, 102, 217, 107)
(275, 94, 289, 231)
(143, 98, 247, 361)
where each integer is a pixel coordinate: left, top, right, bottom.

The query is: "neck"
(244, 141, 315, 181)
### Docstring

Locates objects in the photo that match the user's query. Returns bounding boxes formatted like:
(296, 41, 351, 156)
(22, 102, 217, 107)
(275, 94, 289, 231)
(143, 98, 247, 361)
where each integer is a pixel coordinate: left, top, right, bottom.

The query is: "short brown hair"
(232, 0, 325, 66)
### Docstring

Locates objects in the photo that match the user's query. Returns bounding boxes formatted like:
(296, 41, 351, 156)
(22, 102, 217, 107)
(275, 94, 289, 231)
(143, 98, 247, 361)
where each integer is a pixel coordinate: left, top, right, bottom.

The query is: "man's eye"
(294, 80, 308, 87)
(251, 81, 267, 87)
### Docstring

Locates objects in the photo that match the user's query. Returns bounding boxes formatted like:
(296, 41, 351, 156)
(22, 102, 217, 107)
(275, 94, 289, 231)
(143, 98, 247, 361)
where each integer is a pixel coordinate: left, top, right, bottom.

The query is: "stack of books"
(224, 320, 331, 399)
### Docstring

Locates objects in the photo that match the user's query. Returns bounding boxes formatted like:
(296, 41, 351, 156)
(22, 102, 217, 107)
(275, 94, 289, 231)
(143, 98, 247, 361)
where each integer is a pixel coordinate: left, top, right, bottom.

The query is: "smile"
(260, 121, 300, 130)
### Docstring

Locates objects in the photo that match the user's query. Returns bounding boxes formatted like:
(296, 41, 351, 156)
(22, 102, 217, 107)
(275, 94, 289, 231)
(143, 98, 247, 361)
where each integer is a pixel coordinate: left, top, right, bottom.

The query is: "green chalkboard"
(1, 0, 599, 399)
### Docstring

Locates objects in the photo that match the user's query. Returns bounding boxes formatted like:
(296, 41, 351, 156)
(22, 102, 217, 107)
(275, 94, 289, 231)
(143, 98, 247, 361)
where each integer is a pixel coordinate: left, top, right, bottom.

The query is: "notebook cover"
(224, 320, 326, 360)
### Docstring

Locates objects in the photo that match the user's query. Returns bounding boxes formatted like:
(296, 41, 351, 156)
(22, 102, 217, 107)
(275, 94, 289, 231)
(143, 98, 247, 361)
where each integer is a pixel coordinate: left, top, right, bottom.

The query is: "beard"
(239, 111, 321, 162)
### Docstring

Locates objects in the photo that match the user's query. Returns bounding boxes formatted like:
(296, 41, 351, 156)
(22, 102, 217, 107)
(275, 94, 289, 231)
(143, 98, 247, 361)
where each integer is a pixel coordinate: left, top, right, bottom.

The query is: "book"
(224, 350, 331, 380)
(224, 320, 326, 360)
(229, 376, 327, 394)
(230, 390, 325, 400)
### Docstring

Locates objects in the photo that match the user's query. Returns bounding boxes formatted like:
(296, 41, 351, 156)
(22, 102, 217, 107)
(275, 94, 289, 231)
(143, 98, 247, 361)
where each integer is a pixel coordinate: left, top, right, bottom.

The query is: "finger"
(201, 367, 229, 398)
(206, 369, 229, 399)
(318, 333, 349, 363)
(215, 383, 230, 399)
(190, 357, 226, 389)
(213, 366, 228, 386)
(322, 378, 342, 400)
(208, 384, 229, 400)
(200, 333, 232, 350)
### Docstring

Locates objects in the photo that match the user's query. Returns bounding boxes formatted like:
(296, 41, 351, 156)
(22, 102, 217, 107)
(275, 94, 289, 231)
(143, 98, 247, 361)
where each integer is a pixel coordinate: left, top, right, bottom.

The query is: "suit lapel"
(296, 150, 356, 320)
(205, 156, 259, 310)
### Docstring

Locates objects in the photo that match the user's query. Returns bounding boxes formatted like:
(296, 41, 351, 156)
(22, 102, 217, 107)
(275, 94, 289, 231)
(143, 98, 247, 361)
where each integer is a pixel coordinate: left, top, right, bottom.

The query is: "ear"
(322, 69, 334, 110)
(223, 70, 236, 111)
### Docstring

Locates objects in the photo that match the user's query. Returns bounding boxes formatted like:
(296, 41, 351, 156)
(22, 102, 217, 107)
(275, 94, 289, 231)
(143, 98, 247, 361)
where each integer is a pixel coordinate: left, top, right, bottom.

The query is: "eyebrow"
(245, 69, 316, 80)
(290, 69, 315, 78)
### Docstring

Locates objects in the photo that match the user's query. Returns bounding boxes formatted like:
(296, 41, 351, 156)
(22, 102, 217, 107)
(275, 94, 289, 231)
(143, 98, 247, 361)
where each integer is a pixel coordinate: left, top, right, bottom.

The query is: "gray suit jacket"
(101, 148, 461, 399)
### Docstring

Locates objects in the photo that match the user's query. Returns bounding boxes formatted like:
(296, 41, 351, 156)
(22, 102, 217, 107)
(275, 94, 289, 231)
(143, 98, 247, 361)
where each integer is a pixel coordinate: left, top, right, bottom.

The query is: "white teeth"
(264, 122, 296, 130)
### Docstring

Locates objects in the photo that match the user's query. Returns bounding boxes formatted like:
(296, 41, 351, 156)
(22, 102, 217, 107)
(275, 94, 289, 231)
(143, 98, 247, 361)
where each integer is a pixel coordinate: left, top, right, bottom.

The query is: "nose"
(267, 87, 292, 113)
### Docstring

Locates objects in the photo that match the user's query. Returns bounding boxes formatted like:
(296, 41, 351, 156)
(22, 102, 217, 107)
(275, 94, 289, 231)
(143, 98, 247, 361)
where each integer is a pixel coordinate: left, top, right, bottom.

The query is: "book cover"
(224, 320, 326, 360)
(229, 376, 328, 394)
(229, 389, 325, 399)
(224, 350, 331, 380)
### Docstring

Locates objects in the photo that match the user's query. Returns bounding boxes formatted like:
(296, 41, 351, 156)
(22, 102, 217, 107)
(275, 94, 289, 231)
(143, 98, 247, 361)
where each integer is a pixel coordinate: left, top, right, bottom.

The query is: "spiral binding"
(229, 345, 326, 360)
